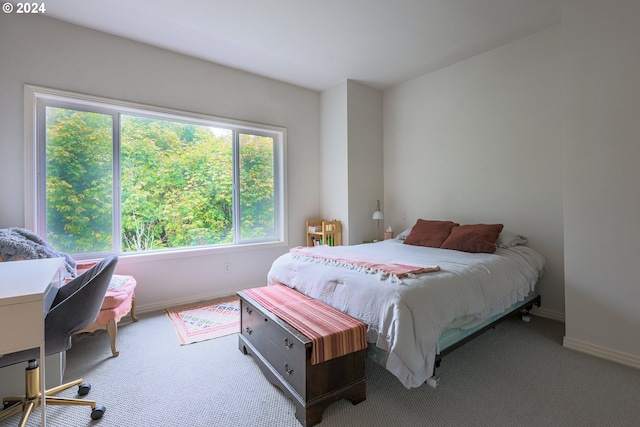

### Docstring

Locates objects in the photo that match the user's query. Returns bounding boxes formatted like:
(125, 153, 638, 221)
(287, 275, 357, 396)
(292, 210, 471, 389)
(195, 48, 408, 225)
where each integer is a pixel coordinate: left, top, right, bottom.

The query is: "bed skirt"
(366, 291, 541, 373)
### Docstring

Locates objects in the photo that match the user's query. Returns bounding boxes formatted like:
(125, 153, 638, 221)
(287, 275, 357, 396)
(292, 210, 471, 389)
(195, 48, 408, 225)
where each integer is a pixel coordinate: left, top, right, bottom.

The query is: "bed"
(267, 222, 545, 389)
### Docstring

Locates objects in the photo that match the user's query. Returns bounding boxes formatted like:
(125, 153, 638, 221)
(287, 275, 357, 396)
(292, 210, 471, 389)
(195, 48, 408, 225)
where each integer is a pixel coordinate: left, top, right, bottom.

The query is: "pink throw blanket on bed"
(290, 245, 440, 279)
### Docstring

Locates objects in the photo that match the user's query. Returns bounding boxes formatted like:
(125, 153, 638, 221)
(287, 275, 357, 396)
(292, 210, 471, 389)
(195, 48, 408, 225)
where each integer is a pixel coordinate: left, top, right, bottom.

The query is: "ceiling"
(43, 0, 561, 92)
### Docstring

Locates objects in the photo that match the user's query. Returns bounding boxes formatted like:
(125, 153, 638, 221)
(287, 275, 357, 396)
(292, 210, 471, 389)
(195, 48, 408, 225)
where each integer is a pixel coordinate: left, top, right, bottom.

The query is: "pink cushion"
(95, 275, 136, 325)
(101, 275, 136, 309)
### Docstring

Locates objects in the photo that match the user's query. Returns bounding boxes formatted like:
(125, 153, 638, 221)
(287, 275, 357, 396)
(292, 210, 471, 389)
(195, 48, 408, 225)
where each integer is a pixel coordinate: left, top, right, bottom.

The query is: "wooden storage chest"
(237, 289, 366, 426)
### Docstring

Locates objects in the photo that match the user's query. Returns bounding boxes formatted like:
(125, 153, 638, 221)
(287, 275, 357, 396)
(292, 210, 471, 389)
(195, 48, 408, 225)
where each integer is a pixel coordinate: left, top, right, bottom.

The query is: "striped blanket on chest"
(243, 285, 367, 365)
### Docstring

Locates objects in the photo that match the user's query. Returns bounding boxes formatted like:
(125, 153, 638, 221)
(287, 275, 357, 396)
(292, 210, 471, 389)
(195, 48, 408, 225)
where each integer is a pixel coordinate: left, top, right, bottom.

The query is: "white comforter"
(267, 239, 545, 388)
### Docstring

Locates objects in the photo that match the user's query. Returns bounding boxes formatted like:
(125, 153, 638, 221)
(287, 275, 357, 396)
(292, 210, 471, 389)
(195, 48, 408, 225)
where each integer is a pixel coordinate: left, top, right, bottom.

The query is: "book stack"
(308, 225, 322, 232)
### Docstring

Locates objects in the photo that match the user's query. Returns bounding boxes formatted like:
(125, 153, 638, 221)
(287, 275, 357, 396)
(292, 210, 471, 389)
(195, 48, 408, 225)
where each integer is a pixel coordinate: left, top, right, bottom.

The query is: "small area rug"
(164, 296, 240, 345)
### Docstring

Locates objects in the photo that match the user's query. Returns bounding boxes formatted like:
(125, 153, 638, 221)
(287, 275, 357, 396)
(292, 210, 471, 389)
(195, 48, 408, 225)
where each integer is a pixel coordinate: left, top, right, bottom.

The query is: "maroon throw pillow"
(440, 223, 504, 254)
(403, 219, 459, 248)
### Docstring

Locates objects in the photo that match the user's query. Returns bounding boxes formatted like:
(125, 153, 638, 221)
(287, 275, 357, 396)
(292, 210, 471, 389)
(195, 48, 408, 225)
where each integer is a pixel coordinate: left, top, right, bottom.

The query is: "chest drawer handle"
(245, 307, 252, 315)
(245, 327, 252, 335)
(284, 364, 294, 375)
(284, 338, 294, 349)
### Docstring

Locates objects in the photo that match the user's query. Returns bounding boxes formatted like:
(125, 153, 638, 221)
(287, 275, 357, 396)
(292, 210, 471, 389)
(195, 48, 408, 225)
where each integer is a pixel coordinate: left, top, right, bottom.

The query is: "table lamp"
(372, 200, 383, 241)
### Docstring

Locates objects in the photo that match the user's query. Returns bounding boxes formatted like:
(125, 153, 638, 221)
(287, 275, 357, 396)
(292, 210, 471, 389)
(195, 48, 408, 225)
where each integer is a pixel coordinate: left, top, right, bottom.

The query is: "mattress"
(267, 239, 545, 388)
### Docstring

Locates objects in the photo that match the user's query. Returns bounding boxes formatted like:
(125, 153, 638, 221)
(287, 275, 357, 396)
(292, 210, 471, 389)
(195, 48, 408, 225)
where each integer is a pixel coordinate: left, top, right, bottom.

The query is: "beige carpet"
(2, 312, 639, 427)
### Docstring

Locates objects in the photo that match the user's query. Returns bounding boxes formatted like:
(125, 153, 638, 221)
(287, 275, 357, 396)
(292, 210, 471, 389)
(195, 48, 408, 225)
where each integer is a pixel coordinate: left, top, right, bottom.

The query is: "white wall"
(320, 82, 349, 236)
(562, 0, 640, 366)
(0, 14, 321, 311)
(383, 27, 564, 318)
(320, 80, 384, 245)
(346, 81, 384, 244)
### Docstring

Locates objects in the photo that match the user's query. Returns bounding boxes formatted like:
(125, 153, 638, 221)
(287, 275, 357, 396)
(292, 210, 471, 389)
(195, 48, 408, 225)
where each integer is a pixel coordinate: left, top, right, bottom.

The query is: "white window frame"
(24, 85, 288, 260)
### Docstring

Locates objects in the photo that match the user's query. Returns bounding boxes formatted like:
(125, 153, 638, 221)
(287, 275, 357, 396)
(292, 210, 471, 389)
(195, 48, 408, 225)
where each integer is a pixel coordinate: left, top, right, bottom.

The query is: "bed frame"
(367, 292, 541, 388)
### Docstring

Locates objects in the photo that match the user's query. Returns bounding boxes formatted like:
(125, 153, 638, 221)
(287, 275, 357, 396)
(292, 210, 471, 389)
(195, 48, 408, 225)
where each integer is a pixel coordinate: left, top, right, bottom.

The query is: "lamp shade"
(372, 199, 384, 220)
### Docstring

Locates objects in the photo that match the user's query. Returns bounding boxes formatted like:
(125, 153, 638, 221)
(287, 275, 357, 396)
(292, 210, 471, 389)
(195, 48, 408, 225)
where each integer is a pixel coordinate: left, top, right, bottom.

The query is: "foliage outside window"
(32, 88, 285, 258)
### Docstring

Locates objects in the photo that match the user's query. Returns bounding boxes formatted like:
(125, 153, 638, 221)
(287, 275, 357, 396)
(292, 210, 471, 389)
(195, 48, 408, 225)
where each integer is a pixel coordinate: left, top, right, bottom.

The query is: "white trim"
(24, 86, 38, 229)
(563, 336, 640, 370)
(24, 84, 285, 135)
(134, 282, 266, 314)
(105, 239, 287, 265)
(531, 307, 565, 323)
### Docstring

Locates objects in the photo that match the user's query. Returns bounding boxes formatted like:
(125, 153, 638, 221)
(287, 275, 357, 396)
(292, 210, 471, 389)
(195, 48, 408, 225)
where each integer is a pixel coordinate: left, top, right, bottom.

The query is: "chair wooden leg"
(106, 319, 119, 357)
(130, 294, 139, 322)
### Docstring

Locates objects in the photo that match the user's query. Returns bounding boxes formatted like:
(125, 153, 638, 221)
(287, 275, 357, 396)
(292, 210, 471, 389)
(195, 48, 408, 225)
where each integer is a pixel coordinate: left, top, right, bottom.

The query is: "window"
(26, 86, 285, 259)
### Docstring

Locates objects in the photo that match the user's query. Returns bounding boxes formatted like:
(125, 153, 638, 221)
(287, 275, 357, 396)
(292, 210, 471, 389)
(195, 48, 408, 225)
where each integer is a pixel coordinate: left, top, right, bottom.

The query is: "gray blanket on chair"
(0, 227, 77, 278)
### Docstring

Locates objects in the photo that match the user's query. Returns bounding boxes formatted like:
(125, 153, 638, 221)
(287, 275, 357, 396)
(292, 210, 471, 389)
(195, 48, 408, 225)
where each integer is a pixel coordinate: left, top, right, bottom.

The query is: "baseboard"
(137, 294, 234, 314)
(135, 284, 263, 314)
(563, 336, 640, 370)
(531, 307, 565, 323)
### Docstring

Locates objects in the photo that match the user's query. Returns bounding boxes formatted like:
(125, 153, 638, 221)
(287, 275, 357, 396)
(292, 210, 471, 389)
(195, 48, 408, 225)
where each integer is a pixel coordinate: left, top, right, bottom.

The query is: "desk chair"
(0, 255, 118, 427)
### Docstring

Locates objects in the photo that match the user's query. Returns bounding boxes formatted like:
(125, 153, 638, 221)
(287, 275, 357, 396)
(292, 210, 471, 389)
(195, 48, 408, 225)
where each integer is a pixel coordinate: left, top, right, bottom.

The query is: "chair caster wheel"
(78, 383, 91, 396)
(91, 405, 106, 420)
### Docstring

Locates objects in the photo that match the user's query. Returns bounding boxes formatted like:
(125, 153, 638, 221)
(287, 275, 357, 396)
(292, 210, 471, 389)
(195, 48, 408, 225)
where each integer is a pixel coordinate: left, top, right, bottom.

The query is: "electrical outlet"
(402, 210, 407, 220)
(224, 262, 230, 273)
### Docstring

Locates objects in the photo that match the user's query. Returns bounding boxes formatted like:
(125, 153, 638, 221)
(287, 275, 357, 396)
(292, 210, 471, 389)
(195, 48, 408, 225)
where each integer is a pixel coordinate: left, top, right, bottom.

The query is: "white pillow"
(496, 230, 528, 248)
(396, 227, 413, 240)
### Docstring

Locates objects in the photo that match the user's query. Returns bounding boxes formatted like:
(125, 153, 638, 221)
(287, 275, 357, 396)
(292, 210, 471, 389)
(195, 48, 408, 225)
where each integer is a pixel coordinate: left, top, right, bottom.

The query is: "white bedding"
(267, 239, 545, 388)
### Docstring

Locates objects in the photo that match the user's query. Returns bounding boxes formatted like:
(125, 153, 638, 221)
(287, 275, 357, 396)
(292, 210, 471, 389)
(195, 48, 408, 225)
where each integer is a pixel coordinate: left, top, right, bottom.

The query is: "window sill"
(76, 240, 288, 265)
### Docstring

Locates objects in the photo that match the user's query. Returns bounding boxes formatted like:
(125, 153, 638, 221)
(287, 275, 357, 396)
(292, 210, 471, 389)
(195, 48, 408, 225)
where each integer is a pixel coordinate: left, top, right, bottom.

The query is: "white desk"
(0, 257, 65, 426)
